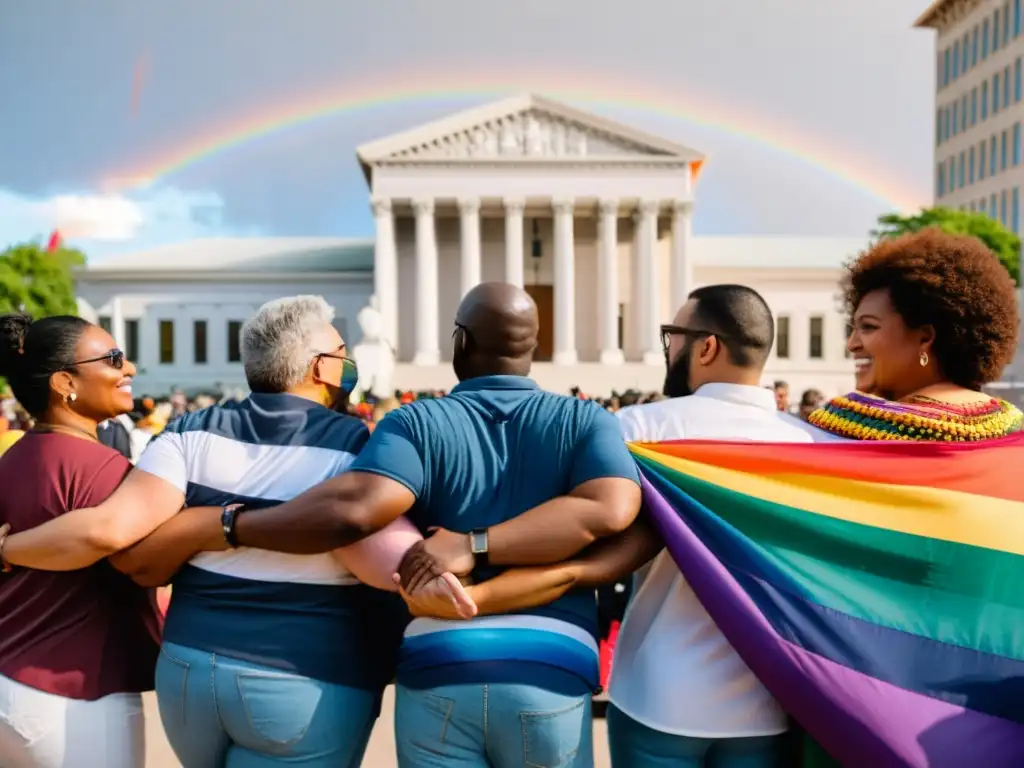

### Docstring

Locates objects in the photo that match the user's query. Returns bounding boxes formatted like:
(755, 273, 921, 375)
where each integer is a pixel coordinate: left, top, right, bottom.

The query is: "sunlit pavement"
(144, 687, 612, 767)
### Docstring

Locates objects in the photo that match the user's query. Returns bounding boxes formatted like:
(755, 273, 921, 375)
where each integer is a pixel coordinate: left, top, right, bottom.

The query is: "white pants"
(0, 674, 144, 768)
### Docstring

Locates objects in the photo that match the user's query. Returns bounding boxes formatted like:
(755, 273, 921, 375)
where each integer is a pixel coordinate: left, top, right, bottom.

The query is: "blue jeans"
(395, 682, 594, 768)
(607, 704, 784, 768)
(155, 642, 380, 767)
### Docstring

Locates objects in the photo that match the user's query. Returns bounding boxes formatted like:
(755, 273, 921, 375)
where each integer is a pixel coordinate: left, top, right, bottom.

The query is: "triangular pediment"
(356, 94, 704, 167)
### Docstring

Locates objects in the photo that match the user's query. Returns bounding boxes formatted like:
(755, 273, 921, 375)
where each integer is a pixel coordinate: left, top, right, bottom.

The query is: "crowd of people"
(1, 380, 827, 463)
(0, 227, 1020, 768)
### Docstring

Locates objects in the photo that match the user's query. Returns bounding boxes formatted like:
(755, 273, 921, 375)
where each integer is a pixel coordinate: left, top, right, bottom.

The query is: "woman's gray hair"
(242, 295, 335, 393)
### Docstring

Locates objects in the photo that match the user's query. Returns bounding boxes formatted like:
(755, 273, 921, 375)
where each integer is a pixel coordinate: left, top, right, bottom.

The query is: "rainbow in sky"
(105, 69, 927, 213)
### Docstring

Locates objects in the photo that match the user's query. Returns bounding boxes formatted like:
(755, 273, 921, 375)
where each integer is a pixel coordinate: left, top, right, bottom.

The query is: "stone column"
(598, 198, 624, 364)
(552, 198, 577, 365)
(637, 200, 662, 365)
(670, 200, 694, 316)
(371, 197, 398, 350)
(503, 197, 525, 287)
(458, 197, 482, 299)
(412, 198, 440, 365)
(110, 297, 125, 350)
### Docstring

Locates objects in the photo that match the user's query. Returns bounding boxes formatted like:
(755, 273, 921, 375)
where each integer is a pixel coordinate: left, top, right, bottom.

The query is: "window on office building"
(1005, 65, 1012, 105)
(936, 108, 943, 144)
(1005, 2, 1012, 42)
(995, 73, 1002, 113)
(984, 18, 991, 57)
(1014, 187, 1021, 232)
(963, 33, 970, 71)
(193, 320, 208, 364)
(776, 316, 790, 360)
(1016, 0, 1022, 35)
(980, 140, 988, 179)
(952, 101, 959, 135)
(961, 94, 969, 131)
(991, 135, 999, 175)
(970, 145, 976, 183)
(991, 192, 999, 217)
(809, 317, 824, 360)
(960, 151, 966, 187)
(159, 320, 174, 364)
(938, 163, 946, 197)
(1015, 123, 1022, 165)
(982, 80, 989, 119)
(125, 319, 139, 364)
(954, 40, 961, 78)
(1002, 189, 1009, 224)
(1002, 130, 1009, 170)
(995, 9, 1002, 51)
(974, 24, 981, 63)
(227, 320, 243, 363)
(972, 87, 979, 124)
(98, 316, 112, 334)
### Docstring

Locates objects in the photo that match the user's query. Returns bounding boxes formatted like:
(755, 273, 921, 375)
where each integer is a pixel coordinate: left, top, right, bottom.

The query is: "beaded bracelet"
(0, 523, 11, 573)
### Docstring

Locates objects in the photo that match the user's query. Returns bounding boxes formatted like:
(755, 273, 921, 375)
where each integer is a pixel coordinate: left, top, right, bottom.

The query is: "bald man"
(191, 283, 642, 767)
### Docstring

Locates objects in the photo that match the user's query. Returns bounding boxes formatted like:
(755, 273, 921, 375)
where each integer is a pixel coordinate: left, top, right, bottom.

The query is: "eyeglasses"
(312, 347, 359, 395)
(67, 349, 125, 370)
(453, 321, 472, 349)
(659, 324, 722, 364)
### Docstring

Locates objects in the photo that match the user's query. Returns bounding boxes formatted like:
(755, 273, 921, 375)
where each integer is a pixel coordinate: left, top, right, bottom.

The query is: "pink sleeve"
(333, 516, 423, 591)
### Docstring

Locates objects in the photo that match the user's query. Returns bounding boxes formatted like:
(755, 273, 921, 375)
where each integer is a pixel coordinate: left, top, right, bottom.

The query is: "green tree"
(0, 241, 86, 319)
(872, 207, 1020, 284)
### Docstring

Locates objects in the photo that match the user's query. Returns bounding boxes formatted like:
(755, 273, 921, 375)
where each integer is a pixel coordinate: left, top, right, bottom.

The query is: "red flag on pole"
(47, 230, 62, 253)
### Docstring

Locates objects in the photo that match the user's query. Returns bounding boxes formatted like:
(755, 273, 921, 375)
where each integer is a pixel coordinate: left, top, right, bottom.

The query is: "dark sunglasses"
(312, 348, 359, 395)
(67, 349, 125, 370)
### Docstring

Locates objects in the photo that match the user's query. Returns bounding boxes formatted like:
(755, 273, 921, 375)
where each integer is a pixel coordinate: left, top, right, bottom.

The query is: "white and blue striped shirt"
(136, 393, 407, 688)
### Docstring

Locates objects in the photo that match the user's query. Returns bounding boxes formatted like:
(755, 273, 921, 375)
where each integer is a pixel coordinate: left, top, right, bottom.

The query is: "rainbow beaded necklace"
(808, 391, 1024, 441)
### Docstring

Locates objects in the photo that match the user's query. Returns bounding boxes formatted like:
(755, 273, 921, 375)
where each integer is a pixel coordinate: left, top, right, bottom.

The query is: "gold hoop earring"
(919, 352, 929, 367)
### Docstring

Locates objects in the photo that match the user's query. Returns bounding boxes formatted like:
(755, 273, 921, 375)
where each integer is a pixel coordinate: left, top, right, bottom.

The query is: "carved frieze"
(388, 109, 669, 161)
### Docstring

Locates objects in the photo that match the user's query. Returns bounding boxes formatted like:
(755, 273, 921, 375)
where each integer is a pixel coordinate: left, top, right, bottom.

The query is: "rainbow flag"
(629, 436, 1024, 768)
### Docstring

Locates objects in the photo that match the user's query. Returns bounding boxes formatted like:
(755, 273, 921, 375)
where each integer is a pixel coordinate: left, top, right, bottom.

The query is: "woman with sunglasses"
(0, 296, 449, 767)
(0, 313, 161, 768)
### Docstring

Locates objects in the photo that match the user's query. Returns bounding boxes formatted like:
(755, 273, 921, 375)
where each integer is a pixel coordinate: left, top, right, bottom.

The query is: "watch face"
(470, 530, 488, 554)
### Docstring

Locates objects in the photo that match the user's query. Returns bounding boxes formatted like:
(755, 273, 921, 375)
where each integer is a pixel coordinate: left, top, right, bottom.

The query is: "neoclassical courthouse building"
(78, 95, 873, 397)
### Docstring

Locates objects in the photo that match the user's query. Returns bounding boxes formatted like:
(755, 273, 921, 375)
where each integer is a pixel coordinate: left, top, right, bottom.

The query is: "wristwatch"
(221, 504, 244, 548)
(470, 527, 489, 568)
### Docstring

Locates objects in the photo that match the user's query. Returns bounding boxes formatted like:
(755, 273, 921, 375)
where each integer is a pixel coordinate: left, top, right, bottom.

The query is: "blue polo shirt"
(349, 375, 639, 694)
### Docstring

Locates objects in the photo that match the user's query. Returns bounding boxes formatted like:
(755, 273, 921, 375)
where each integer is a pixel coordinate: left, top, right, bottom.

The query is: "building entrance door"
(525, 284, 554, 361)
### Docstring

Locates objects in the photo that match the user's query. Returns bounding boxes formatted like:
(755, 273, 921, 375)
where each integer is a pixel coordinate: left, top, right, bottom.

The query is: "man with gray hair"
(0, 295, 466, 766)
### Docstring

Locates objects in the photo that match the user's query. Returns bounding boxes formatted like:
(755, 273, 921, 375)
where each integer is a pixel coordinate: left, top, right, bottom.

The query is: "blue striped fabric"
(137, 393, 407, 688)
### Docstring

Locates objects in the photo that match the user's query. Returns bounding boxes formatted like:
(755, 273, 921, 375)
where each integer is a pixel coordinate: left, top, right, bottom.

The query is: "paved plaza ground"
(144, 688, 613, 767)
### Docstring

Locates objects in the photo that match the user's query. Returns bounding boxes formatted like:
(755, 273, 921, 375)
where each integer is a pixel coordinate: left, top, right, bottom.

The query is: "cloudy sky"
(0, 0, 936, 260)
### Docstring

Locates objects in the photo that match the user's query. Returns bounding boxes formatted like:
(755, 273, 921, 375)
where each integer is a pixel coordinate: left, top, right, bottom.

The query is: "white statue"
(351, 295, 395, 401)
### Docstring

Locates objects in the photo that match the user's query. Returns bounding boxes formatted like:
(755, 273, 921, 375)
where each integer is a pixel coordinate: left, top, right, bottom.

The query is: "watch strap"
(221, 504, 243, 548)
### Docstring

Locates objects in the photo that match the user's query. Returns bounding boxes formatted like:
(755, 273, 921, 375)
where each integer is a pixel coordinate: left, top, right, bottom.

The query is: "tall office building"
(918, 0, 1024, 233)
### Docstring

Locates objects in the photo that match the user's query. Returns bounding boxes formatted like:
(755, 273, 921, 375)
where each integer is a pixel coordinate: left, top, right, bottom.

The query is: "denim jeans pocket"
(399, 688, 457, 751)
(234, 671, 323, 755)
(155, 646, 191, 727)
(521, 697, 587, 768)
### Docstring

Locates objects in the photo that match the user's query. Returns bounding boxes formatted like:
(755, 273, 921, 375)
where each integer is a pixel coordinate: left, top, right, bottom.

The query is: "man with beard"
(606, 284, 822, 767)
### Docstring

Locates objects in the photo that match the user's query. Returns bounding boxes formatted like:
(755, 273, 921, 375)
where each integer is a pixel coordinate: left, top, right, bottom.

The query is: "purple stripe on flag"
(639, 474, 1024, 768)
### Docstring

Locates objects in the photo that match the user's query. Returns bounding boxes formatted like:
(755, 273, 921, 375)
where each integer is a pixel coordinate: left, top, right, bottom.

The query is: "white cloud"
(0, 186, 260, 258)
